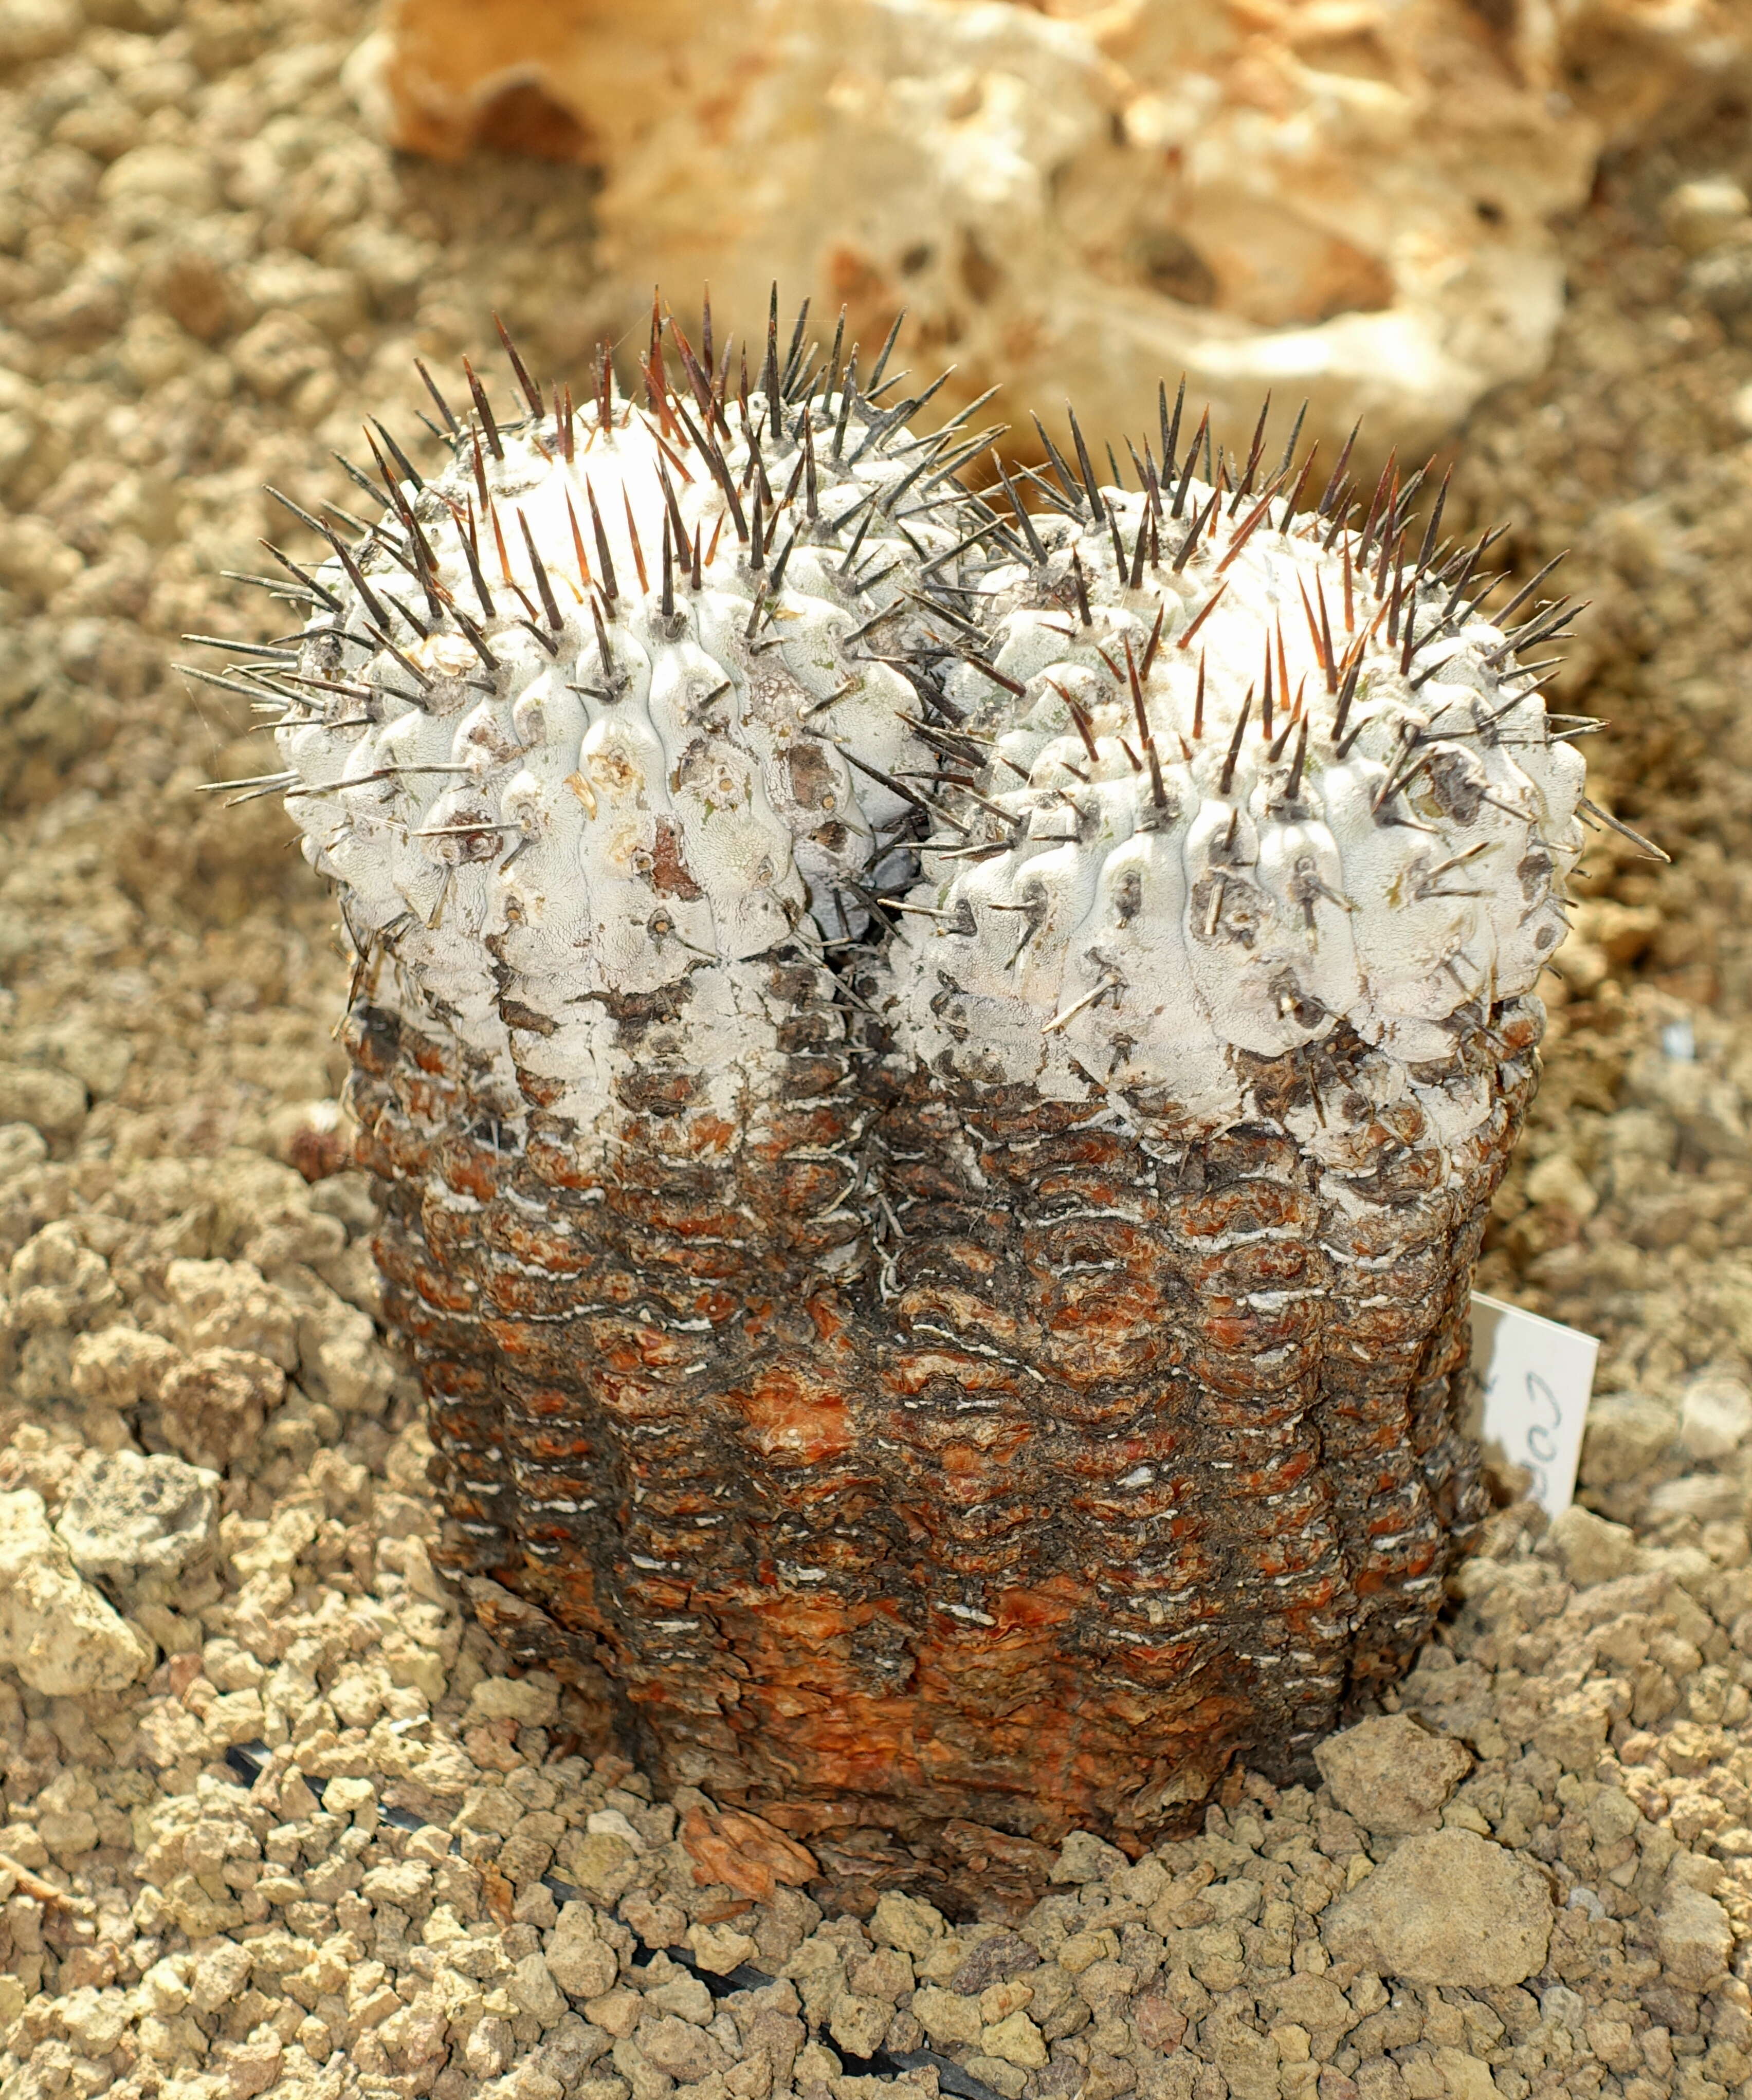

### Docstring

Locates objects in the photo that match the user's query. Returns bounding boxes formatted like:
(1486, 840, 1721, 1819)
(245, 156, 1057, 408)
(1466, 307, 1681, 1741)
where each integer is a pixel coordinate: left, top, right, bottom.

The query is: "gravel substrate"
(4, 5, 1752, 2100)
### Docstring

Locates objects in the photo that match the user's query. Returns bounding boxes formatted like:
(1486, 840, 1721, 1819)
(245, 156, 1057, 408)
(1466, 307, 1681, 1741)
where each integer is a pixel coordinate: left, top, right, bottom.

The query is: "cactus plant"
(195, 301, 1610, 1912)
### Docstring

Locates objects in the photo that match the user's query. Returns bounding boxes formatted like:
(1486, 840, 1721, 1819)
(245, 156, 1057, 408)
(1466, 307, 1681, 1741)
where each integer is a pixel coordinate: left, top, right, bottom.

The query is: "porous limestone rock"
(152, 1347, 286, 1471)
(1580, 1390, 1677, 1486)
(1547, 1502, 1646, 1586)
(1322, 1827, 1554, 1986)
(0, 1487, 155, 1695)
(1678, 1372, 1752, 1460)
(348, 0, 1752, 459)
(53, 1450, 221, 1605)
(1313, 1714, 1471, 1836)
(1654, 1880, 1733, 1991)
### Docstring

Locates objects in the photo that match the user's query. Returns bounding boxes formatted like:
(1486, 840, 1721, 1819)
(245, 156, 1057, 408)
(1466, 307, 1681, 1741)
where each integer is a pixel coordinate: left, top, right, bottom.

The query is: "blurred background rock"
(349, 0, 1752, 458)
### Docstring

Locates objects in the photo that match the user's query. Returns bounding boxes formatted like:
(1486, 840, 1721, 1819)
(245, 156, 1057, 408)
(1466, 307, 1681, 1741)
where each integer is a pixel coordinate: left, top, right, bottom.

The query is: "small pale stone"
(644, 1967, 713, 2025)
(556, 1830, 638, 1899)
(638, 2010, 727, 2083)
(0, 1488, 154, 1694)
(0, 1061, 87, 1139)
(869, 1891, 947, 1956)
(97, 144, 219, 214)
(0, 0, 80, 62)
(689, 1920, 758, 1975)
(980, 2010, 1047, 2069)
(162, 1259, 298, 1368)
(1548, 1504, 1645, 1586)
(549, 1906, 620, 2000)
(585, 1988, 643, 2038)
(1321, 1829, 1553, 1987)
(1644, 1473, 1742, 1522)
(914, 1985, 984, 2048)
(1050, 1830, 1128, 1884)
(470, 1672, 561, 1727)
(1655, 1882, 1732, 1989)
(54, 1450, 219, 1589)
(1678, 1376, 1752, 1460)
(1314, 1716, 1471, 1836)
(1580, 1393, 1676, 1487)
(1430, 2049, 1498, 2100)
(1662, 175, 1751, 253)
(69, 1326, 184, 1408)
(1525, 1151, 1596, 1217)
(1532, 1687, 1615, 1773)
(510, 1951, 570, 2027)
(829, 1991, 892, 2057)
(0, 1122, 48, 1178)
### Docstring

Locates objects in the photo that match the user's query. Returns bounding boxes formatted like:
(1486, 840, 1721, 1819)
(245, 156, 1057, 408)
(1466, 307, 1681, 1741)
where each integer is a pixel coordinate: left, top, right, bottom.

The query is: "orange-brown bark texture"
(348, 988, 1539, 1915)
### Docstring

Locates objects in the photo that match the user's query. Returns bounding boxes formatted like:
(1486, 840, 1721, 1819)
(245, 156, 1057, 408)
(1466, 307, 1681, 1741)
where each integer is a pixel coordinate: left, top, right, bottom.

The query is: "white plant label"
(1466, 1292, 1600, 1518)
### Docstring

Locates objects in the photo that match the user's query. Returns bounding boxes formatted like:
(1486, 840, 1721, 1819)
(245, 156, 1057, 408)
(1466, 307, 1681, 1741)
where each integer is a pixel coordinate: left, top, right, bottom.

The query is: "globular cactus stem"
(197, 300, 1607, 1914)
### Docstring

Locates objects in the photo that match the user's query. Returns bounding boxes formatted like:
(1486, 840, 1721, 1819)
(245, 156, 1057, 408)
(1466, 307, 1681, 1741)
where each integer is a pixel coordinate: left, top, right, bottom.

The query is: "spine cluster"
(194, 299, 1609, 1867)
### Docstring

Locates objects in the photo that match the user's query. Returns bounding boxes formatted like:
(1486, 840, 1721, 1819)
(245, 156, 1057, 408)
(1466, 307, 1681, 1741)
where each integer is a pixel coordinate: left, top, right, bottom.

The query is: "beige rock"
(154, 1348, 286, 1470)
(554, 1829, 638, 1901)
(1430, 2048, 1498, 2100)
(688, 1920, 758, 1976)
(0, 1122, 47, 1179)
(1645, 1473, 1742, 1523)
(0, 520, 81, 610)
(97, 145, 218, 216)
(0, 1061, 87, 1139)
(509, 1951, 569, 2027)
(1548, 1504, 1646, 1586)
(1656, 1882, 1732, 1990)
(914, 1984, 984, 2049)
(0, 0, 81, 64)
(637, 2010, 727, 2083)
(1321, 1829, 1553, 1987)
(1051, 1830, 1128, 1885)
(230, 312, 331, 402)
(1524, 1152, 1598, 1218)
(870, 1891, 947, 1957)
(294, 1284, 397, 1414)
(54, 1450, 220, 1595)
(830, 1991, 892, 2057)
(548, 1905, 620, 2000)
(212, 2034, 283, 2100)
(1314, 1716, 1471, 1836)
(980, 2009, 1047, 2070)
(1679, 1374, 1752, 1460)
(8, 1221, 118, 1333)
(1580, 1393, 1677, 1487)
(352, 0, 1752, 459)
(1662, 176, 1751, 254)
(583, 1988, 642, 2039)
(163, 1258, 299, 1367)
(0, 1488, 154, 1694)
(1532, 1687, 1615, 1774)
(469, 1671, 560, 1728)
(69, 1325, 184, 1407)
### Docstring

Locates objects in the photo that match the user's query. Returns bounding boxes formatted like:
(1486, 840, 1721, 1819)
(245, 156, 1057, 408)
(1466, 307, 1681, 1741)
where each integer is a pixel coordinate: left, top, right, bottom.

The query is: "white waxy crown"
(255, 336, 989, 1154)
(192, 322, 1614, 1178)
(872, 451, 1592, 1134)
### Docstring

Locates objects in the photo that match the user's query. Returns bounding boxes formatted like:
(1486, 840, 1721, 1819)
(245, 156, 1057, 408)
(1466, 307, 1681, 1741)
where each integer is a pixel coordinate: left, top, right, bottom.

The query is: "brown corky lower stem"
(348, 982, 1540, 1919)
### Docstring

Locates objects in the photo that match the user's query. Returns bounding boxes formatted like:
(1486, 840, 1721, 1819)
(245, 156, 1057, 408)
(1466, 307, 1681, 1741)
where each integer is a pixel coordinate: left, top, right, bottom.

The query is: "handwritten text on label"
(1466, 1292, 1600, 1519)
